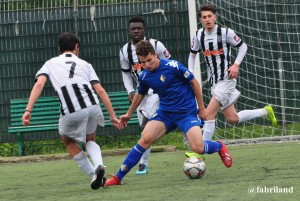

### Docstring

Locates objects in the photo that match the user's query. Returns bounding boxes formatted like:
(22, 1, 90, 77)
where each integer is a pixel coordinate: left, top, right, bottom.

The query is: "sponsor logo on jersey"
(166, 61, 178, 68)
(184, 71, 190, 78)
(160, 74, 166, 82)
(234, 35, 241, 42)
(203, 48, 224, 56)
(133, 63, 143, 73)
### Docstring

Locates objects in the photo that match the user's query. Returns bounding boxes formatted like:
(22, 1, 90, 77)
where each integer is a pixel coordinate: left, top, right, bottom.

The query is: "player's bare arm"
(190, 78, 206, 120)
(118, 93, 145, 129)
(228, 63, 239, 79)
(93, 83, 119, 127)
(22, 75, 47, 126)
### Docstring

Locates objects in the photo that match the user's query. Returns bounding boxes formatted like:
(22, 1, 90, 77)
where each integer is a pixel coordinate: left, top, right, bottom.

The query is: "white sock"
(73, 150, 94, 177)
(203, 119, 216, 141)
(238, 108, 267, 123)
(140, 146, 151, 165)
(86, 141, 103, 169)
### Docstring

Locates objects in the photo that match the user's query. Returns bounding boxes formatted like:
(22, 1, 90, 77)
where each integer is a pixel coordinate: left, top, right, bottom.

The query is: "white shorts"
(211, 79, 240, 110)
(137, 93, 159, 125)
(59, 104, 104, 143)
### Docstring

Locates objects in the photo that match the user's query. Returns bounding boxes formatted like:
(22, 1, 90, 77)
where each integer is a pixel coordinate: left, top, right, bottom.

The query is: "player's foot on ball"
(104, 175, 121, 186)
(91, 165, 106, 190)
(217, 140, 232, 168)
(264, 105, 277, 127)
(135, 163, 148, 175)
(184, 152, 205, 160)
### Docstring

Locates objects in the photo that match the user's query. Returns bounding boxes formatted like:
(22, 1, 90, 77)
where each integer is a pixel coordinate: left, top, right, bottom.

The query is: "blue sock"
(116, 144, 146, 181)
(202, 140, 222, 154)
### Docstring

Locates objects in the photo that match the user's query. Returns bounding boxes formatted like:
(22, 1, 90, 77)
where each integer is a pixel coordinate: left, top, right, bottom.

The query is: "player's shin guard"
(116, 143, 146, 181)
(202, 140, 222, 154)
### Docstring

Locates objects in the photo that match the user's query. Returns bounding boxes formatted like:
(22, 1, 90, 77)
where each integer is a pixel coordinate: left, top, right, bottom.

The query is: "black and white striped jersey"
(120, 37, 171, 93)
(190, 25, 244, 85)
(35, 53, 100, 115)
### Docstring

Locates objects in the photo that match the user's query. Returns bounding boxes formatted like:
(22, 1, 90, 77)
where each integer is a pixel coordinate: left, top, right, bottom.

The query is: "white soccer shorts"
(137, 93, 159, 125)
(59, 104, 104, 142)
(211, 79, 241, 110)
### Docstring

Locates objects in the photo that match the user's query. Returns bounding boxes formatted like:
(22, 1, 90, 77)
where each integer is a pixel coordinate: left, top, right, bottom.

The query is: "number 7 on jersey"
(66, 61, 76, 78)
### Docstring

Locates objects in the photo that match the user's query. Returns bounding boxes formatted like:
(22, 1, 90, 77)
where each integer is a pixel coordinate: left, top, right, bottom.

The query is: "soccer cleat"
(104, 175, 121, 186)
(135, 163, 148, 175)
(217, 140, 232, 168)
(264, 105, 277, 127)
(90, 165, 107, 190)
(184, 152, 206, 160)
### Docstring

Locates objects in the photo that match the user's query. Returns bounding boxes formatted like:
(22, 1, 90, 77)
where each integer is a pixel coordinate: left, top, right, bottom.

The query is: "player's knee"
(227, 116, 239, 125)
(138, 137, 152, 148)
(86, 133, 96, 142)
(190, 144, 204, 154)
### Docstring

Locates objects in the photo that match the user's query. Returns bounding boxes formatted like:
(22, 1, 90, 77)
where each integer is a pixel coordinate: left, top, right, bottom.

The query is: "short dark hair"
(136, 40, 155, 57)
(199, 4, 217, 17)
(58, 32, 80, 53)
(128, 16, 145, 27)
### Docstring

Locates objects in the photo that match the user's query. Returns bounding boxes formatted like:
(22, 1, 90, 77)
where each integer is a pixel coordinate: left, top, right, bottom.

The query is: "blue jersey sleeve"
(177, 62, 195, 82)
(137, 71, 149, 95)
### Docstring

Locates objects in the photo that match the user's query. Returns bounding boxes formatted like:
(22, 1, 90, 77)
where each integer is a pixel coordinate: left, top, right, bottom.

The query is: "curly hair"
(135, 40, 155, 57)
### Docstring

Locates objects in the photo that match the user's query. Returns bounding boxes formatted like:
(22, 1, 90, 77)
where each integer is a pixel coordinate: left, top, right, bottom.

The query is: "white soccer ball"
(183, 156, 206, 179)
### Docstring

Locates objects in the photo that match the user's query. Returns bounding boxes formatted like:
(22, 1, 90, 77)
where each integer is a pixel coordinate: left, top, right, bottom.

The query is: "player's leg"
(186, 126, 232, 168)
(202, 97, 221, 141)
(202, 80, 239, 141)
(105, 120, 167, 186)
(85, 105, 105, 169)
(224, 104, 277, 126)
(59, 110, 95, 178)
(184, 119, 205, 159)
(136, 94, 159, 174)
(85, 104, 106, 189)
(135, 115, 150, 174)
(61, 135, 95, 176)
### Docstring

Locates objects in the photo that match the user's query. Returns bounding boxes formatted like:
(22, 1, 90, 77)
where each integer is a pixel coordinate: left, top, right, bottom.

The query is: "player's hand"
(22, 111, 31, 126)
(117, 114, 131, 129)
(198, 108, 207, 120)
(110, 116, 120, 128)
(128, 92, 135, 105)
(228, 63, 239, 79)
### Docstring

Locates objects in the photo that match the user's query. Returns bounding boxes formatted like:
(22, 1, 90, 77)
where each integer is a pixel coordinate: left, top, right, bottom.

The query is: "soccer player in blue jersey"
(105, 40, 232, 186)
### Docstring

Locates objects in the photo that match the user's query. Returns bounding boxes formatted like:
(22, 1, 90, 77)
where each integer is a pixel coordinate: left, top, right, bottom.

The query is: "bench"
(8, 91, 139, 156)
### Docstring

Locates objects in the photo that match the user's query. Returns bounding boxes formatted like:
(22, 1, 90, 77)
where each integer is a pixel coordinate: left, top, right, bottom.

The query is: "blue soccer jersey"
(138, 59, 197, 113)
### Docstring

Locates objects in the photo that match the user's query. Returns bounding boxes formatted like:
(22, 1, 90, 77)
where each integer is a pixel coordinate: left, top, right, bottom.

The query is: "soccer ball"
(183, 156, 206, 179)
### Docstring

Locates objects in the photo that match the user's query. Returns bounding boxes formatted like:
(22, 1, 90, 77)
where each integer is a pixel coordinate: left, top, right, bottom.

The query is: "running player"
(22, 32, 119, 189)
(187, 4, 277, 145)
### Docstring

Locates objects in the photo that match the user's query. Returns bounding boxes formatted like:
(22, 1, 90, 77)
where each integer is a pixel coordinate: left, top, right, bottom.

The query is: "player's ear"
(74, 43, 79, 55)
